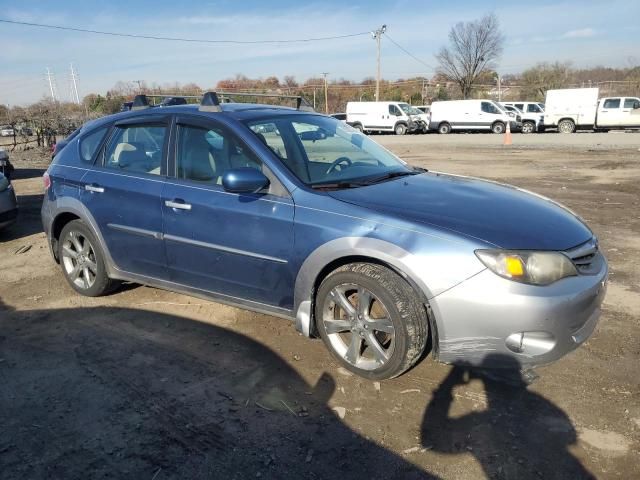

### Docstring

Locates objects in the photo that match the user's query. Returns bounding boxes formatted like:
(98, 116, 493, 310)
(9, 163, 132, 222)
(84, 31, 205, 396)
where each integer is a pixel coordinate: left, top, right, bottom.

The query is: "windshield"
(398, 103, 413, 115)
(492, 101, 507, 113)
(407, 106, 423, 115)
(245, 115, 413, 187)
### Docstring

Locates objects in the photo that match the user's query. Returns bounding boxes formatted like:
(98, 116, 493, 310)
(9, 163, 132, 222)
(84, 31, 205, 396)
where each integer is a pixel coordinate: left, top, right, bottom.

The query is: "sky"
(0, 0, 638, 105)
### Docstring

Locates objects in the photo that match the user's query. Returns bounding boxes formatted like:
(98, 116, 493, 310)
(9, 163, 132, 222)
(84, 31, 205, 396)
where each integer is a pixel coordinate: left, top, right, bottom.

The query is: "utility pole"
(372, 25, 387, 102)
(46, 67, 58, 102)
(313, 88, 316, 110)
(70, 63, 80, 104)
(495, 73, 502, 102)
(321, 72, 329, 114)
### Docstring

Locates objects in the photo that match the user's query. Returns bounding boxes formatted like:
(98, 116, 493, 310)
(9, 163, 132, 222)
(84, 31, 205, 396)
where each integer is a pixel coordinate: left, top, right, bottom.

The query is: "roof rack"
(129, 91, 315, 113)
(131, 94, 151, 110)
(198, 91, 315, 113)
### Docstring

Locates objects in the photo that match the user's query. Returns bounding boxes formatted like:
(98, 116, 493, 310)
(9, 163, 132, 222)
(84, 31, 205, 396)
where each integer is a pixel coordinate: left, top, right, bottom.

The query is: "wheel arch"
(50, 211, 81, 262)
(293, 238, 439, 355)
(47, 198, 117, 274)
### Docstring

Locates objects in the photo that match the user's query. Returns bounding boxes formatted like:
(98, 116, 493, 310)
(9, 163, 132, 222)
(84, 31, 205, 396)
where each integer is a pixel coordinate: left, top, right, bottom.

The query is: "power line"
(0, 18, 370, 45)
(384, 34, 435, 71)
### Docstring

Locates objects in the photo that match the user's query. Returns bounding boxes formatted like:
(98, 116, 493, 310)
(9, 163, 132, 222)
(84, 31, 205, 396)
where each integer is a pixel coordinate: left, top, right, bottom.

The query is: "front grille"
(565, 238, 601, 275)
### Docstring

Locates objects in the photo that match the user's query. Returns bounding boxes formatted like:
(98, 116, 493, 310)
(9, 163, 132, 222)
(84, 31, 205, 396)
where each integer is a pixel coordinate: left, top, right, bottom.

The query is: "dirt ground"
(1, 133, 639, 479)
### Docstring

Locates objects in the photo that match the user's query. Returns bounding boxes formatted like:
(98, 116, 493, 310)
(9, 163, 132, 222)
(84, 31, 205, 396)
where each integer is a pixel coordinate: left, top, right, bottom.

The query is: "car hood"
(328, 172, 592, 250)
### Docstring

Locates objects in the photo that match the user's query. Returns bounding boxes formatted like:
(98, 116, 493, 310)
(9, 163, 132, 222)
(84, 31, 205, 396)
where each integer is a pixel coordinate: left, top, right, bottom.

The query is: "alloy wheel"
(321, 283, 395, 371)
(61, 230, 98, 290)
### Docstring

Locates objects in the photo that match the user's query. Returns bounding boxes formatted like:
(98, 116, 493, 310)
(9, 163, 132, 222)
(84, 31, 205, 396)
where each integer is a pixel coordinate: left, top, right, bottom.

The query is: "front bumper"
(429, 259, 608, 368)
(509, 120, 523, 132)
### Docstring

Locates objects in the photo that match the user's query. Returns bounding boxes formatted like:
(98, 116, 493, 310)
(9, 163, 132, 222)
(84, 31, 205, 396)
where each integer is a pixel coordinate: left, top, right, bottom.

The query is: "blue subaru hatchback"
(42, 92, 607, 379)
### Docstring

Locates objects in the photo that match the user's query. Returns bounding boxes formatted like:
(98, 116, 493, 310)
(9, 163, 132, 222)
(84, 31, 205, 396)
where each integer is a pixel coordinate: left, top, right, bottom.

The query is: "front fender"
(293, 236, 484, 340)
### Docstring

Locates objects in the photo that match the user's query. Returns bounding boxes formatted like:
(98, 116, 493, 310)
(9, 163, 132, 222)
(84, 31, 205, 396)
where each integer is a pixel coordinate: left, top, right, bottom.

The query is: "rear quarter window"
(79, 126, 109, 163)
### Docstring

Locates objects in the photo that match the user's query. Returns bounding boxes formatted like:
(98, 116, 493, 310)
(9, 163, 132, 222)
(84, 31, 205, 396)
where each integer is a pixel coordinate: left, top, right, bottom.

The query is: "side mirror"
(634, 101, 640, 109)
(222, 168, 269, 194)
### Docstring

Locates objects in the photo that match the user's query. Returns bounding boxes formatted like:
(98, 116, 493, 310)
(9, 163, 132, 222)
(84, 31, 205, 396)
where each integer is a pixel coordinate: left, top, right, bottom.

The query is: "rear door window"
(527, 104, 542, 113)
(623, 98, 638, 108)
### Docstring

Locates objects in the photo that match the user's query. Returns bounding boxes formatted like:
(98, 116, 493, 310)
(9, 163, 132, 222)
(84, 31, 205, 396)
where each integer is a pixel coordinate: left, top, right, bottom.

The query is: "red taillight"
(43, 172, 51, 190)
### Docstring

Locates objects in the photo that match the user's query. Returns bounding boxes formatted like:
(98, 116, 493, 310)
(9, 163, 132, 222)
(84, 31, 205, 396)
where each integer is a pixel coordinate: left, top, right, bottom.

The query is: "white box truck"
(428, 99, 520, 134)
(346, 101, 426, 135)
(544, 88, 640, 133)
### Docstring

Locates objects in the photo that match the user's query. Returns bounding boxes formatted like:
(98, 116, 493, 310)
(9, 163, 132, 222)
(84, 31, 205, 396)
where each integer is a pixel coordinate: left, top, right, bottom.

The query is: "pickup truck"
(544, 88, 640, 133)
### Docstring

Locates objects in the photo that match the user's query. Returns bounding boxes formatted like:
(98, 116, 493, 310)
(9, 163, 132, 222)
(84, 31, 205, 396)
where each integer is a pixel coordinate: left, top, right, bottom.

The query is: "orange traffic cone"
(503, 121, 512, 146)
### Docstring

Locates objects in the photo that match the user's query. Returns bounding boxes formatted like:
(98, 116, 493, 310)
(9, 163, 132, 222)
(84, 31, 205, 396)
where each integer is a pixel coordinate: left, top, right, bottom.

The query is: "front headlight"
(475, 250, 577, 285)
(0, 175, 8, 192)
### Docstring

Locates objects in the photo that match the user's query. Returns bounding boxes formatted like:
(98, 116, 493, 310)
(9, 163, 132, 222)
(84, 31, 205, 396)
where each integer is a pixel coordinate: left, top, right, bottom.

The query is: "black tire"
(438, 122, 451, 134)
(491, 122, 505, 134)
(521, 121, 535, 134)
(558, 119, 575, 134)
(394, 123, 407, 136)
(315, 263, 428, 380)
(58, 219, 114, 297)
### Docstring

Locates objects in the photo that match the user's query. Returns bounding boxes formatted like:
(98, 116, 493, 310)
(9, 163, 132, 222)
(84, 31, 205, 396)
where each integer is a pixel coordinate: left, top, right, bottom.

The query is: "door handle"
(165, 199, 192, 211)
(85, 184, 104, 193)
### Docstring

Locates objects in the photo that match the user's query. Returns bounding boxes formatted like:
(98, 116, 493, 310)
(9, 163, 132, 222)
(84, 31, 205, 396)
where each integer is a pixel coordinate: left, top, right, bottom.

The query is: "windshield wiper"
(309, 180, 368, 190)
(358, 170, 420, 185)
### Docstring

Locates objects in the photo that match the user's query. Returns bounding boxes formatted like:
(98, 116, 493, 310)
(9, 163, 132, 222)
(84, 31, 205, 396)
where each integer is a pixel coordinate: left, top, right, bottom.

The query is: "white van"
(346, 101, 426, 135)
(428, 100, 521, 134)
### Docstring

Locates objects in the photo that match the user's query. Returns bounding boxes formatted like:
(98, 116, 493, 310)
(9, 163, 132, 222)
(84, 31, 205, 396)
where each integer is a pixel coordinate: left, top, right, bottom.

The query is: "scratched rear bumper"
(429, 261, 608, 368)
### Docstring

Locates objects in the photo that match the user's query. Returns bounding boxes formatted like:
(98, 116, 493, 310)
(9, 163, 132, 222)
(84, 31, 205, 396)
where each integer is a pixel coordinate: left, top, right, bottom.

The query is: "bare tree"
(520, 62, 573, 101)
(436, 14, 504, 99)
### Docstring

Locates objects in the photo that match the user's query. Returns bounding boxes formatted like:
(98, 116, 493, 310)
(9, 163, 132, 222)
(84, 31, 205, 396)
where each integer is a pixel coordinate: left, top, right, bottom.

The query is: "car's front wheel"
(59, 220, 113, 297)
(521, 121, 536, 134)
(315, 263, 428, 380)
(394, 123, 407, 135)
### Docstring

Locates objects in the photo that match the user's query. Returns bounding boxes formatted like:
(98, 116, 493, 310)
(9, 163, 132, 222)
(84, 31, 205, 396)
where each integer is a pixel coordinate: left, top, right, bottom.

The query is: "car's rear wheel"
(438, 122, 451, 134)
(59, 220, 113, 297)
(315, 263, 428, 380)
(558, 119, 576, 134)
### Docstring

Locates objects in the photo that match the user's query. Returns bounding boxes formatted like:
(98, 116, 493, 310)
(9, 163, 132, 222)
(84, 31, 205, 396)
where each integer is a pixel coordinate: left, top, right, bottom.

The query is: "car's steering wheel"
(326, 156, 353, 174)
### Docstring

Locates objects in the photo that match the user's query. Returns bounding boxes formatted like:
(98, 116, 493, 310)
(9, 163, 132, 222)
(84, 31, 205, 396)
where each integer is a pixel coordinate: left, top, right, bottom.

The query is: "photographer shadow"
(421, 354, 594, 479)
